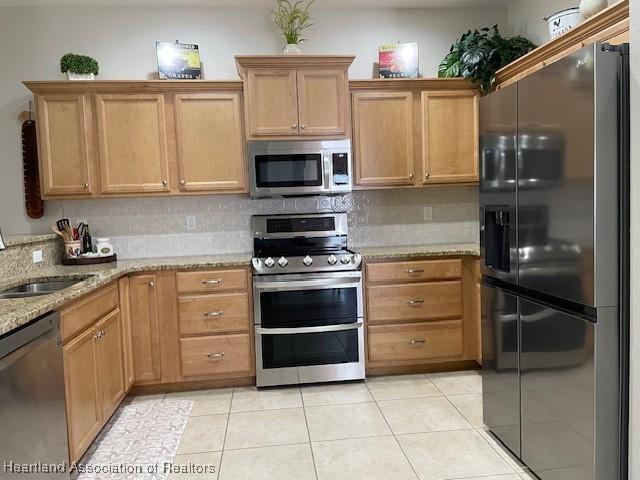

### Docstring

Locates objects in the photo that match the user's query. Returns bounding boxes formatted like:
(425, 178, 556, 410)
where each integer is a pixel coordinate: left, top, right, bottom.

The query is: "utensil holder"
(64, 240, 82, 259)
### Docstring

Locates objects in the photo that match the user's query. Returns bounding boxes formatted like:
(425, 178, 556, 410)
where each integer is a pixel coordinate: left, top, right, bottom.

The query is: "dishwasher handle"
(0, 312, 60, 359)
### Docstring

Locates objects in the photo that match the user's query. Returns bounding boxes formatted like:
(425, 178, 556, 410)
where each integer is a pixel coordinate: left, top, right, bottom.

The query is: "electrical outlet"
(186, 215, 197, 231)
(32, 250, 43, 263)
(423, 206, 433, 221)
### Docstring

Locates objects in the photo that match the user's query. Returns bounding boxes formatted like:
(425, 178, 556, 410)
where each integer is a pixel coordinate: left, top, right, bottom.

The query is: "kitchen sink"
(0, 278, 90, 299)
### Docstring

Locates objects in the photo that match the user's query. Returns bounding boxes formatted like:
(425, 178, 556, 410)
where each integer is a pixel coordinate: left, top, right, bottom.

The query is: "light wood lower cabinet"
(96, 310, 126, 420)
(180, 334, 252, 378)
(178, 292, 250, 336)
(367, 281, 462, 324)
(129, 273, 162, 384)
(63, 323, 102, 463)
(365, 256, 480, 374)
(61, 282, 127, 463)
(368, 320, 464, 363)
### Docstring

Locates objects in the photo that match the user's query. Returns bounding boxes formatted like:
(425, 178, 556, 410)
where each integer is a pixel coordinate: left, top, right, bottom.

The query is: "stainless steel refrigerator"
(480, 43, 629, 480)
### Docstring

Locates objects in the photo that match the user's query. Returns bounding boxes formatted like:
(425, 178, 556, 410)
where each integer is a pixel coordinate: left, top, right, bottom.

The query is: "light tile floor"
(122, 370, 535, 480)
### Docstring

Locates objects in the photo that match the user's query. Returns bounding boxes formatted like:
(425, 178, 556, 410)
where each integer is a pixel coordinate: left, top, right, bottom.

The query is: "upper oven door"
(249, 141, 330, 197)
(253, 272, 363, 328)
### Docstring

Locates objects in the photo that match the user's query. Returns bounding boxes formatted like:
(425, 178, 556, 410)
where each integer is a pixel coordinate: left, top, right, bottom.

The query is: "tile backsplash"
(60, 187, 479, 259)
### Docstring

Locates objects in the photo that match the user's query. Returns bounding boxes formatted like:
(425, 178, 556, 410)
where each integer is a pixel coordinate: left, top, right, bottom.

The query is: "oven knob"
(278, 256, 288, 268)
(264, 257, 275, 268)
(340, 255, 351, 264)
(303, 255, 313, 267)
(327, 254, 338, 265)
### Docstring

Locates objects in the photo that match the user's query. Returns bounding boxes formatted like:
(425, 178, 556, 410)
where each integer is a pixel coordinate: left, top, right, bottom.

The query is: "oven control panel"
(252, 253, 362, 275)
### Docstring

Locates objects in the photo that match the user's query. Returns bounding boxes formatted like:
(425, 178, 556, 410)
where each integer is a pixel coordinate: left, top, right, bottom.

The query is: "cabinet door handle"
(204, 311, 224, 318)
(407, 299, 425, 305)
(161, 180, 167, 186)
(207, 352, 225, 359)
(410, 339, 426, 345)
(406, 268, 424, 274)
(425, 172, 430, 179)
(149, 281, 155, 287)
(300, 124, 306, 129)
(202, 279, 222, 285)
(409, 172, 414, 180)
(180, 179, 186, 186)
(292, 123, 298, 129)
(94, 332, 101, 339)
(83, 182, 89, 189)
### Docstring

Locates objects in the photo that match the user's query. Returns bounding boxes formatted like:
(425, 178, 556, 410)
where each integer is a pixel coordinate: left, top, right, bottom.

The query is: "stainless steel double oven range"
(251, 213, 365, 387)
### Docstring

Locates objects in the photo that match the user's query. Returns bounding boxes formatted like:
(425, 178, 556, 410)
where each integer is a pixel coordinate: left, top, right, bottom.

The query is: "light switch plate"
(423, 206, 433, 221)
(186, 215, 197, 231)
(32, 250, 43, 263)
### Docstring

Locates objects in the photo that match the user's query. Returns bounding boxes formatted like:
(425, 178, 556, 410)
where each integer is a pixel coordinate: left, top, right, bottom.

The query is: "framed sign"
(378, 42, 419, 79)
(156, 41, 202, 80)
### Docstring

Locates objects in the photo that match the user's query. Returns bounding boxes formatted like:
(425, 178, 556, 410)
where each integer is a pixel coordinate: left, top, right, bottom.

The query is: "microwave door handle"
(256, 322, 363, 335)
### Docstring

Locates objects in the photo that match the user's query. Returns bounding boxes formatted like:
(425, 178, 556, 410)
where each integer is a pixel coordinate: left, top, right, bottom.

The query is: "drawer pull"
(406, 268, 424, 274)
(207, 352, 225, 359)
(203, 311, 224, 318)
(202, 279, 222, 286)
(407, 299, 425, 305)
(410, 339, 426, 345)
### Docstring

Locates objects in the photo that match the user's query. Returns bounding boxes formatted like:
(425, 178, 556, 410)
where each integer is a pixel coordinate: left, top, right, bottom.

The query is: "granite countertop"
(3, 233, 58, 247)
(0, 243, 480, 337)
(357, 242, 480, 260)
(0, 253, 253, 337)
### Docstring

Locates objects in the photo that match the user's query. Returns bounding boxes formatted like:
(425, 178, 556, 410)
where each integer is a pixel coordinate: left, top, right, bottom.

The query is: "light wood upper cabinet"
(297, 68, 347, 136)
(95, 93, 171, 194)
(174, 93, 246, 192)
(36, 93, 94, 196)
(244, 69, 299, 136)
(352, 91, 415, 186)
(421, 90, 479, 184)
(95, 310, 126, 420)
(63, 325, 101, 463)
(129, 273, 162, 384)
(236, 56, 354, 140)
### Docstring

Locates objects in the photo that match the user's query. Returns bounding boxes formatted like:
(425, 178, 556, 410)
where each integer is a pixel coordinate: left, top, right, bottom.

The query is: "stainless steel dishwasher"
(0, 312, 69, 478)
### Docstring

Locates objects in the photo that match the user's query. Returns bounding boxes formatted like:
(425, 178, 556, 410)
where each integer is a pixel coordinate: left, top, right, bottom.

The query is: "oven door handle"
(254, 278, 361, 292)
(256, 322, 363, 335)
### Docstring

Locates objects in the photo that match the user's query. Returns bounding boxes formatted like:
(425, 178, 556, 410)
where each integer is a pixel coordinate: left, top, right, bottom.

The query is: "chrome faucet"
(0, 229, 5, 250)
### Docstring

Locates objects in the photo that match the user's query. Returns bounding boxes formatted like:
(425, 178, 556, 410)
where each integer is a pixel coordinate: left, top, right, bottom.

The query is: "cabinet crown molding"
(235, 54, 355, 78)
(23, 80, 243, 94)
(349, 78, 476, 91)
(494, 0, 628, 88)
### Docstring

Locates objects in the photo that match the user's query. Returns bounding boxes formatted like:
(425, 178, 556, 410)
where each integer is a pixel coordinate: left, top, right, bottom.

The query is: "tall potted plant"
(60, 53, 99, 80)
(438, 26, 535, 92)
(273, 0, 315, 54)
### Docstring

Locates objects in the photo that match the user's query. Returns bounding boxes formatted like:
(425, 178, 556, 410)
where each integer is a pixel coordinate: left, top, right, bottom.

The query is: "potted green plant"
(273, 0, 315, 54)
(438, 26, 535, 93)
(60, 53, 99, 80)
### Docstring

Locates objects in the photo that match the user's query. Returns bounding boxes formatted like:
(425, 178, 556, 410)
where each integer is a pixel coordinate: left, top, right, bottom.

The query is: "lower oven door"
(253, 272, 365, 386)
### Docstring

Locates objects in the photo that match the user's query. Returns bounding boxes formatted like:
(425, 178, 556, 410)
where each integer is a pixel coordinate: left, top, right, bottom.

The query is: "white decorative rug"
(76, 399, 193, 480)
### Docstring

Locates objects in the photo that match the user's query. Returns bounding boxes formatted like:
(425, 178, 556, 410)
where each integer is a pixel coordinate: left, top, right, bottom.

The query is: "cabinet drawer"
(176, 269, 247, 294)
(368, 320, 463, 363)
(180, 334, 252, 378)
(366, 258, 461, 284)
(367, 281, 462, 324)
(61, 283, 119, 342)
(178, 293, 250, 335)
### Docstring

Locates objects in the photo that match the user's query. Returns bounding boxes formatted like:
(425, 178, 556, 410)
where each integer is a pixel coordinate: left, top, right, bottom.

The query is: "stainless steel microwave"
(248, 140, 352, 197)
